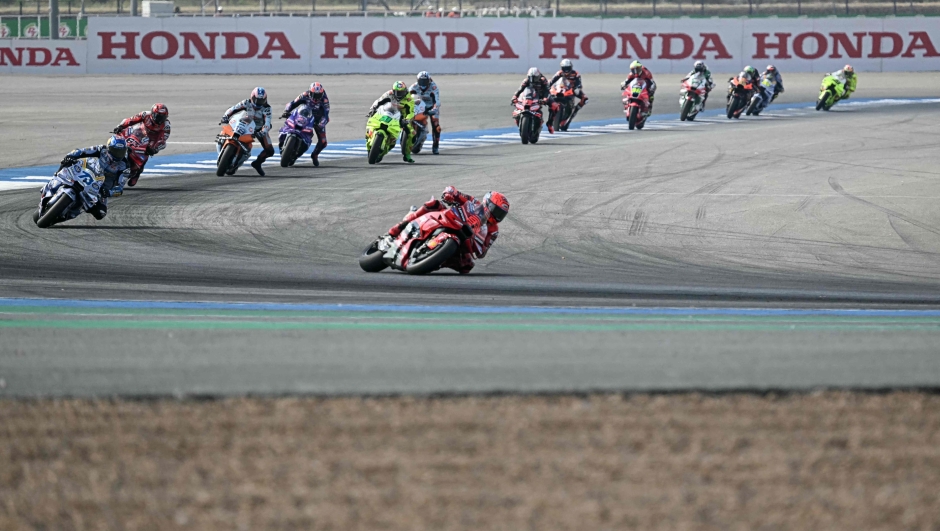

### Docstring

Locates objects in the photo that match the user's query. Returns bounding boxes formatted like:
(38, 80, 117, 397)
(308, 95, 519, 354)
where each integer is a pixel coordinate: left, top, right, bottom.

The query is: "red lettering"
(97, 31, 140, 60)
(478, 32, 518, 59)
(222, 32, 259, 60)
(829, 32, 865, 58)
(362, 31, 399, 59)
(869, 32, 903, 58)
(539, 32, 578, 59)
(694, 33, 732, 59)
(902, 31, 940, 58)
(141, 31, 178, 61)
(26, 47, 51, 66)
(793, 32, 827, 60)
(180, 32, 218, 59)
(580, 32, 616, 60)
(51, 47, 79, 66)
(402, 32, 438, 59)
(753, 32, 792, 59)
(617, 33, 654, 59)
(321, 32, 361, 59)
(659, 33, 694, 60)
(442, 32, 478, 59)
(259, 32, 300, 59)
(0, 48, 23, 66)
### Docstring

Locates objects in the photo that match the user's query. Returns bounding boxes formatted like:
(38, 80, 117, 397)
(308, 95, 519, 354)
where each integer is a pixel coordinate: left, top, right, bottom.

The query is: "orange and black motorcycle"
(215, 111, 256, 176)
(726, 72, 755, 119)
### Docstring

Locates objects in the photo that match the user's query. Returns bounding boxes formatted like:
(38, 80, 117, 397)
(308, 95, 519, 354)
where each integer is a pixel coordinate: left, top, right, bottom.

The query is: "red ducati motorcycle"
(512, 87, 544, 145)
(115, 123, 151, 187)
(359, 206, 473, 275)
(623, 78, 651, 130)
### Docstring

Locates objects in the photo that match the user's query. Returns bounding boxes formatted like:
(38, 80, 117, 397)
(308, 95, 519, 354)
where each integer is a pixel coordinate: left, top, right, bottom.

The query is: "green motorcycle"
(816, 75, 841, 111)
(366, 102, 403, 165)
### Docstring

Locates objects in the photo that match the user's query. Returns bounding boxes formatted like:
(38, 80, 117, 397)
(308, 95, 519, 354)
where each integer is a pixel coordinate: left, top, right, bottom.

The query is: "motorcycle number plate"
(379, 115, 394, 124)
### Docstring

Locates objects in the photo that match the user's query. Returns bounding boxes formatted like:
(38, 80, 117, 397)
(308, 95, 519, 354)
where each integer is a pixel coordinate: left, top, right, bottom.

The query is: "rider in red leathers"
(112, 103, 170, 186)
(621, 61, 657, 114)
(387, 186, 510, 274)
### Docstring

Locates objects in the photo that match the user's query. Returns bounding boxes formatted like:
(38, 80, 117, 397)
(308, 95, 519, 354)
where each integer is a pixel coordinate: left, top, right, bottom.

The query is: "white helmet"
(560, 59, 573, 73)
(527, 67, 541, 84)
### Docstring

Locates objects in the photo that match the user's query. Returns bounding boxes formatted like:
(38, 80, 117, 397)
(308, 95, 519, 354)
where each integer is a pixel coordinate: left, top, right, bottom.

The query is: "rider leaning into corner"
(621, 61, 657, 114)
(681, 61, 716, 103)
(759, 64, 785, 104)
(409, 71, 442, 155)
(112, 103, 170, 187)
(828, 65, 858, 101)
(368, 81, 417, 163)
(49, 136, 131, 221)
(281, 82, 330, 167)
(386, 186, 510, 274)
(221, 87, 274, 176)
(546, 59, 589, 132)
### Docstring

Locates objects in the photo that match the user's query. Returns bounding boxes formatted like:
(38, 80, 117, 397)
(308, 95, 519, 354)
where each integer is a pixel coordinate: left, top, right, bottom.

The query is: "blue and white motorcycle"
(34, 158, 125, 228)
(746, 74, 779, 116)
(278, 105, 314, 168)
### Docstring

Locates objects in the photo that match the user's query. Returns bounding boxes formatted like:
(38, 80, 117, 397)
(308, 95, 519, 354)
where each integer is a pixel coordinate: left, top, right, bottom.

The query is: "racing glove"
(280, 111, 291, 119)
(511, 97, 518, 104)
(441, 186, 459, 205)
(60, 156, 77, 167)
(220, 116, 229, 125)
(145, 146, 156, 156)
(112, 126, 123, 134)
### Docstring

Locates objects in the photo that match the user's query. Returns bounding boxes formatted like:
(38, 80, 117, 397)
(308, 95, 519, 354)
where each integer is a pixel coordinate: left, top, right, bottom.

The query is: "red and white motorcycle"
(512, 87, 545, 145)
(359, 206, 473, 275)
(623, 78, 652, 130)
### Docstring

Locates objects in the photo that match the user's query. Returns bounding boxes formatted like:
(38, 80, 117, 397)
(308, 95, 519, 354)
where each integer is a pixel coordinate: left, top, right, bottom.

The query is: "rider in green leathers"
(367, 81, 417, 163)
(828, 65, 858, 101)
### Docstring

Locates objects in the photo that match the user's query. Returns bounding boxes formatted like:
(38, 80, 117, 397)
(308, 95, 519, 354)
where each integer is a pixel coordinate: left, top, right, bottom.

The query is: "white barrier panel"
(5, 17, 939, 74)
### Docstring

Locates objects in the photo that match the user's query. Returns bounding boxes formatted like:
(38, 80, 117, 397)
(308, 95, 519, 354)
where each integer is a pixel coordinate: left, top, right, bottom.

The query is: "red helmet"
(145, 103, 168, 132)
(484, 191, 509, 223)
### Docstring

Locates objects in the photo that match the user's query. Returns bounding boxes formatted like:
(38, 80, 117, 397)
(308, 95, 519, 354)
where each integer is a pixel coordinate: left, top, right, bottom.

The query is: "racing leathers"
(548, 68, 589, 106)
(829, 69, 857, 100)
(682, 67, 716, 102)
(222, 98, 274, 166)
(114, 111, 171, 186)
(58, 145, 131, 220)
(758, 70, 785, 106)
(369, 90, 417, 162)
(622, 67, 657, 112)
(514, 74, 551, 102)
(283, 89, 331, 162)
(387, 186, 499, 274)
(409, 79, 441, 153)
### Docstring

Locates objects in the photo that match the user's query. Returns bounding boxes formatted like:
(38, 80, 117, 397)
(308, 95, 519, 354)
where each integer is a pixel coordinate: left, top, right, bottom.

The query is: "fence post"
(652, 0, 656, 16)
(555, 0, 559, 16)
(130, 0, 137, 16)
(844, 0, 848, 15)
(747, 0, 752, 16)
(797, 0, 801, 15)
(49, 0, 58, 38)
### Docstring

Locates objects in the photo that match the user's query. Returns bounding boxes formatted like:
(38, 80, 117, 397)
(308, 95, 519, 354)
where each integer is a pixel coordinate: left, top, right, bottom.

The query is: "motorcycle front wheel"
(405, 238, 458, 275)
(520, 115, 531, 145)
(368, 131, 385, 165)
(280, 136, 298, 167)
(359, 240, 389, 272)
(530, 118, 541, 144)
(628, 106, 638, 130)
(680, 98, 693, 121)
(36, 193, 73, 228)
(217, 144, 237, 176)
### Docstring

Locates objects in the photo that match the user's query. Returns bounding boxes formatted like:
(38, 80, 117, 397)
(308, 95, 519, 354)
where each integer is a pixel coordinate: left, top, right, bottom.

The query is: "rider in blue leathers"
(758, 65, 785, 108)
(54, 136, 131, 220)
(281, 82, 330, 166)
(409, 71, 441, 154)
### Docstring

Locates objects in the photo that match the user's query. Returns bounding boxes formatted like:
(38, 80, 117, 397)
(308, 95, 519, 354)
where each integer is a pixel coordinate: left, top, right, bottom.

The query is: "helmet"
(392, 81, 408, 100)
(484, 191, 509, 223)
(745, 65, 757, 76)
(150, 103, 168, 125)
(560, 59, 573, 73)
(417, 71, 431, 89)
(309, 82, 324, 99)
(693, 60, 705, 73)
(843, 65, 855, 76)
(250, 87, 267, 107)
(765, 64, 777, 74)
(527, 67, 541, 84)
(630, 60, 643, 75)
(106, 135, 128, 161)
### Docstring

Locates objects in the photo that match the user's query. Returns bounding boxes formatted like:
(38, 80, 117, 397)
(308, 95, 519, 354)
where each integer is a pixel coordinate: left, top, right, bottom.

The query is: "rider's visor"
(152, 113, 167, 125)
(487, 201, 508, 222)
(108, 145, 128, 160)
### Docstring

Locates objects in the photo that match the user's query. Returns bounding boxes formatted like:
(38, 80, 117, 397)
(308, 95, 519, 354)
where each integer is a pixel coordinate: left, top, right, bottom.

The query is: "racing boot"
(432, 120, 441, 154)
(127, 174, 140, 187)
(251, 158, 266, 177)
(401, 125, 415, 163)
(311, 153, 320, 167)
(87, 202, 107, 221)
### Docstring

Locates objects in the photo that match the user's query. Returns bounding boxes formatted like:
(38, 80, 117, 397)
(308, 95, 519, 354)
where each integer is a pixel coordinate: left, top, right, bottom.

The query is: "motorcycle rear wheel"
(368, 131, 385, 165)
(628, 106, 638, 130)
(520, 115, 531, 145)
(359, 240, 389, 273)
(746, 96, 759, 116)
(217, 144, 237, 176)
(36, 193, 73, 228)
(405, 238, 458, 275)
(680, 99, 693, 121)
(280, 136, 298, 168)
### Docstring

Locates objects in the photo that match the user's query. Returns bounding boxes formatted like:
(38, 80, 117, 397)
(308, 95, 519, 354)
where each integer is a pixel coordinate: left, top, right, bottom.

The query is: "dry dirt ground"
(2, 391, 939, 530)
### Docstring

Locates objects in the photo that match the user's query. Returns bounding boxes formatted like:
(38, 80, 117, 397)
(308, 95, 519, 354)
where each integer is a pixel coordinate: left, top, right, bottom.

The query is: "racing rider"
(828, 65, 857, 101)
(281, 82, 330, 166)
(386, 186, 510, 274)
(409, 71, 442, 155)
(621, 61, 657, 114)
(513, 67, 552, 131)
(53, 136, 131, 221)
(367, 81, 417, 163)
(221, 87, 273, 176)
(759, 65, 785, 106)
(546, 59, 589, 132)
(681, 61, 716, 103)
(112, 103, 170, 187)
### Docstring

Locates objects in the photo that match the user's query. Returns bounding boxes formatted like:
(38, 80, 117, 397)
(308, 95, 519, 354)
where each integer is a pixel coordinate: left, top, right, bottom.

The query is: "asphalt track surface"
(1, 74, 939, 397)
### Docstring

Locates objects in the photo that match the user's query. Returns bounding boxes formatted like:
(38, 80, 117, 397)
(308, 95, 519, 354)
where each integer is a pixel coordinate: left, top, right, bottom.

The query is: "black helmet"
(417, 71, 431, 89)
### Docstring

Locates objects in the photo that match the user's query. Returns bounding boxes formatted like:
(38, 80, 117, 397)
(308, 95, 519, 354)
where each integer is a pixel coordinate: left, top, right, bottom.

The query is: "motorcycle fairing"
(39, 160, 104, 221)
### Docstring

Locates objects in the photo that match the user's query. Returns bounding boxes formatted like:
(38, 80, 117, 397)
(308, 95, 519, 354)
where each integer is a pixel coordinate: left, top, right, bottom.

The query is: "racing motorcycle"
(512, 87, 544, 145)
(679, 72, 708, 121)
(33, 159, 118, 228)
(409, 99, 430, 154)
(359, 205, 473, 275)
(366, 101, 403, 165)
(726, 73, 755, 119)
(549, 78, 581, 132)
(278, 105, 314, 168)
(623, 78, 651, 130)
(115, 123, 150, 186)
(746, 74, 778, 116)
(816, 74, 842, 111)
(216, 111, 255, 176)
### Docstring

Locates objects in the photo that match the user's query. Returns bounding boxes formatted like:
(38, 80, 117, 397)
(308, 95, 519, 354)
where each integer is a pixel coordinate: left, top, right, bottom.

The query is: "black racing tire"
(32, 210, 40, 223)
(368, 131, 385, 165)
(358, 240, 389, 272)
(280, 136, 298, 168)
(520, 115, 531, 145)
(816, 91, 829, 111)
(217, 144, 237, 176)
(726, 97, 738, 119)
(559, 106, 571, 131)
(628, 106, 638, 130)
(552, 108, 562, 132)
(36, 193, 73, 228)
(405, 238, 458, 275)
(746, 96, 760, 116)
(688, 111, 697, 121)
(680, 98, 693, 121)
(531, 119, 541, 144)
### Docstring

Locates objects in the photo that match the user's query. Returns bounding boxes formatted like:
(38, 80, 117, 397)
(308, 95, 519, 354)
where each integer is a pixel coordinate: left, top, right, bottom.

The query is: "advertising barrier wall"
(2, 16, 938, 74)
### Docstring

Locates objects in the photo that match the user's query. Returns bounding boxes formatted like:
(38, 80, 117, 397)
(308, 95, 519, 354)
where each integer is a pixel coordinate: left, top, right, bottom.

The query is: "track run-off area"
(1, 73, 939, 397)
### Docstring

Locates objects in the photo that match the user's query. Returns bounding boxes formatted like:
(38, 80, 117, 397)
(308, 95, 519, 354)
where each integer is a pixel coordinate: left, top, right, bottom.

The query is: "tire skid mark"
(829, 176, 940, 238)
